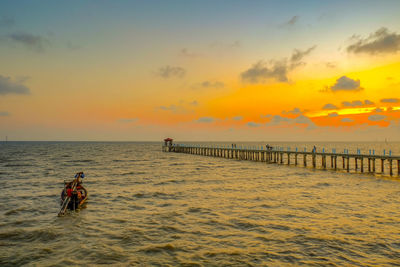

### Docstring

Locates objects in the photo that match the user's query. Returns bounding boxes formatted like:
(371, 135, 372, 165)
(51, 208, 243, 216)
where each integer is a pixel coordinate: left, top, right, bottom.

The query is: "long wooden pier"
(163, 144, 400, 176)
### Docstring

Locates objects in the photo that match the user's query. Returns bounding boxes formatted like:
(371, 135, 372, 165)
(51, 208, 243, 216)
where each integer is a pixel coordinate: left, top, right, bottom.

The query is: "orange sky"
(1, 1, 400, 140)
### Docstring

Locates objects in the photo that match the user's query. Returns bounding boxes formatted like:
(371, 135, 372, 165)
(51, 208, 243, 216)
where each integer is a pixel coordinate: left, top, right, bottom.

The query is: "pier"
(163, 143, 400, 176)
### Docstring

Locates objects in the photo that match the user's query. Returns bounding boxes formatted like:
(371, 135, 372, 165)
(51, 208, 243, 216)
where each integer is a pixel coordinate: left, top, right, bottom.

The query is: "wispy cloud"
(347, 27, 400, 55)
(342, 100, 374, 107)
(381, 98, 399, 103)
(0, 111, 10, 116)
(0, 75, 30, 95)
(196, 117, 214, 123)
(197, 81, 224, 89)
(179, 48, 198, 58)
(189, 100, 198, 106)
(281, 16, 299, 27)
(282, 107, 302, 115)
(2, 32, 49, 52)
(156, 66, 186, 79)
(241, 46, 316, 83)
(368, 114, 386, 121)
(247, 122, 260, 127)
(0, 15, 14, 27)
(117, 118, 138, 123)
(341, 118, 354, 122)
(159, 105, 177, 111)
(232, 116, 243, 121)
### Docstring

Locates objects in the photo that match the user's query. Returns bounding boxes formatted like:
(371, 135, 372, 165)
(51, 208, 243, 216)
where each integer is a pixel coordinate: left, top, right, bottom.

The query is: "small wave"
(4, 164, 33, 167)
(121, 171, 146, 176)
(313, 182, 331, 187)
(4, 207, 27, 216)
(0, 228, 58, 242)
(139, 243, 182, 254)
(230, 219, 260, 230)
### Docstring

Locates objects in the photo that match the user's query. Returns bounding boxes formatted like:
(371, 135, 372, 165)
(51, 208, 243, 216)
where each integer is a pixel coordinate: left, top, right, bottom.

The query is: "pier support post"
(373, 159, 376, 173)
(303, 154, 307, 166)
(355, 158, 358, 171)
(347, 157, 350, 172)
(360, 157, 364, 173)
(398, 160, 400, 176)
(389, 159, 393, 176)
(381, 159, 385, 173)
(312, 154, 316, 168)
(288, 153, 290, 165)
(368, 158, 371, 172)
(295, 154, 298, 165)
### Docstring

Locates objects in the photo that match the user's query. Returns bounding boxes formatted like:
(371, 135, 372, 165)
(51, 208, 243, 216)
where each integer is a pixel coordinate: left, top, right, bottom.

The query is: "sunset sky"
(1, 0, 400, 141)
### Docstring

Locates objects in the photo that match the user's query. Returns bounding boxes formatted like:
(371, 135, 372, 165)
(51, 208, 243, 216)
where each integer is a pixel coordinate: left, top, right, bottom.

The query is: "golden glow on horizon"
(306, 107, 395, 118)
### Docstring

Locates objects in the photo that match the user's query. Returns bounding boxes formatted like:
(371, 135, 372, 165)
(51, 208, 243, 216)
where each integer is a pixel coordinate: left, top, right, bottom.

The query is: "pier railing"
(163, 144, 400, 176)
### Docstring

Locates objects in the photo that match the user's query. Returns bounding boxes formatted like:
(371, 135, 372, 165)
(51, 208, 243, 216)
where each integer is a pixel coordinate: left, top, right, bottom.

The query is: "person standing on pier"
(312, 146, 317, 153)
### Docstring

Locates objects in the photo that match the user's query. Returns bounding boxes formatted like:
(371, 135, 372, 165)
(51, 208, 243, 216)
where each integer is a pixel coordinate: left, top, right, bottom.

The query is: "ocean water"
(0, 141, 400, 266)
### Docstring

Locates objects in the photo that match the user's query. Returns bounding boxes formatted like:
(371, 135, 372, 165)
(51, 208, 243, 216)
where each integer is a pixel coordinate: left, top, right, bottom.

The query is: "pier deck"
(163, 144, 400, 176)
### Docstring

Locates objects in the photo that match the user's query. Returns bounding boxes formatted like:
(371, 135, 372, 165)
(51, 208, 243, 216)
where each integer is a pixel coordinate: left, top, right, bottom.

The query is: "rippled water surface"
(1, 141, 400, 266)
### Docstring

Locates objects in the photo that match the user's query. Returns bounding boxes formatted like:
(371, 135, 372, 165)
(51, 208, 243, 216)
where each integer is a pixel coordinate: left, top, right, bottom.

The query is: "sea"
(1, 141, 400, 266)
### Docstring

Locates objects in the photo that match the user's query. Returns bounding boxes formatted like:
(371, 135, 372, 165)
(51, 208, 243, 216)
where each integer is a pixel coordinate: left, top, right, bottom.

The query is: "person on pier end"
(312, 146, 317, 153)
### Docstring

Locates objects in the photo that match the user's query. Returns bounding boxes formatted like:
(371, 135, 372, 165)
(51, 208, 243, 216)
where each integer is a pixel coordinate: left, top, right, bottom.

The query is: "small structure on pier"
(164, 138, 173, 146)
(163, 138, 174, 151)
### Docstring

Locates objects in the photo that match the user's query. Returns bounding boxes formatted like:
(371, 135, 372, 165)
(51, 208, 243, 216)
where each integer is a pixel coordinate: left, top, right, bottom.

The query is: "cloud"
(241, 60, 288, 83)
(232, 116, 243, 121)
(329, 76, 362, 91)
(322, 103, 338, 110)
(0, 15, 14, 27)
(368, 114, 386, 121)
(196, 117, 214, 123)
(247, 122, 261, 127)
(118, 118, 138, 123)
(209, 40, 241, 49)
(281, 16, 299, 27)
(341, 118, 353, 122)
(3, 32, 49, 52)
(0, 111, 10, 116)
(156, 66, 186, 79)
(189, 100, 198, 106)
(241, 46, 315, 83)
(290, 46, 316, 68)
(159, 105, 177, 111)
(179, 48, 198, 58)
(347, 27, 400, 55)
(342, 100, 374, 107)
(266, 114, 315, 129)
(0, 75, 30, 95)
(328, 112, 338, 117)
(380, 98, 399, 103)
(199, 81, 224, 88)
(342, 100, 362, 107)
(294, 115, 312, 124)
(267, 115, 291, 125)
(260, 114, 271, 118)
(325, 62, 336, 68)
(282, 107, 302, 115)
(375, 108, 383, 113)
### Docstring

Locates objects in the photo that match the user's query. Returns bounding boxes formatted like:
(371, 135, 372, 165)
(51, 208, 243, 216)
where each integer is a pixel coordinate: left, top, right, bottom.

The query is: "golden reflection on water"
(0, 142, 400, 265)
